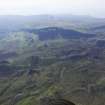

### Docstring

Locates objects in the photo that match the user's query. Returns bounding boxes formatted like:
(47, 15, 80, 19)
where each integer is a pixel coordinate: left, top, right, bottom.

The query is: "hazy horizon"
(0, 0, 104, 18)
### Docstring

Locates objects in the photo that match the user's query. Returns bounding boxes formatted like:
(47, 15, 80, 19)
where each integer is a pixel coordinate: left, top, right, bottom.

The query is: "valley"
(0, 15, 105, 105)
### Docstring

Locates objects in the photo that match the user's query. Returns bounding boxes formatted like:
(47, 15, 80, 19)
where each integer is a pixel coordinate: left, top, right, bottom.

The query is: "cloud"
(0, 0, 104, 17)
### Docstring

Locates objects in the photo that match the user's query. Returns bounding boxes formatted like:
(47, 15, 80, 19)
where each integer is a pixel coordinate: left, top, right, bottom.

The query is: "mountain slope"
(23, 27, 95, 40)
(0, 15, 105, 105)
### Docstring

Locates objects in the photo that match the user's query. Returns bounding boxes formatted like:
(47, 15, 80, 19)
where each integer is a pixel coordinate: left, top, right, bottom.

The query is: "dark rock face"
(96, 40, 105, 48)
(0, 64, 14, 76)
(40, 98, 75, 105)
(86, 48, 103, 59)
(29, 56, 40, 67)
(28, 69, 40, 76)
(0, 52, 17, 61)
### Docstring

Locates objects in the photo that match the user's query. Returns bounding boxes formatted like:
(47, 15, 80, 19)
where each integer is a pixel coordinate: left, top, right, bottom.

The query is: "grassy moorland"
(0, 15, 105, 105)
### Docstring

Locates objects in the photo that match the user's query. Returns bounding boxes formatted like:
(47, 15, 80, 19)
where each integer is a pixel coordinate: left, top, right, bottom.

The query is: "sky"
(0, 0, 105, 17)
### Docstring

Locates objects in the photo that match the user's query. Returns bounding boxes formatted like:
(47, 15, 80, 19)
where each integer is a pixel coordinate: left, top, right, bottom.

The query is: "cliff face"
(40, 98, 75, 105)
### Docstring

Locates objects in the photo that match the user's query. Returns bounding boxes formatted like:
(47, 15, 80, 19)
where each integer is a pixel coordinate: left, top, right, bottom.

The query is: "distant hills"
(23, 27, 95, 40)
(0, 14, 104, 35)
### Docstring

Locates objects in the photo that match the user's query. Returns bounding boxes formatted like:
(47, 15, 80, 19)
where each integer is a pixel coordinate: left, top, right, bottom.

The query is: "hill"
(0, 15, 105, 105)
(23, 27, 95, 40)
